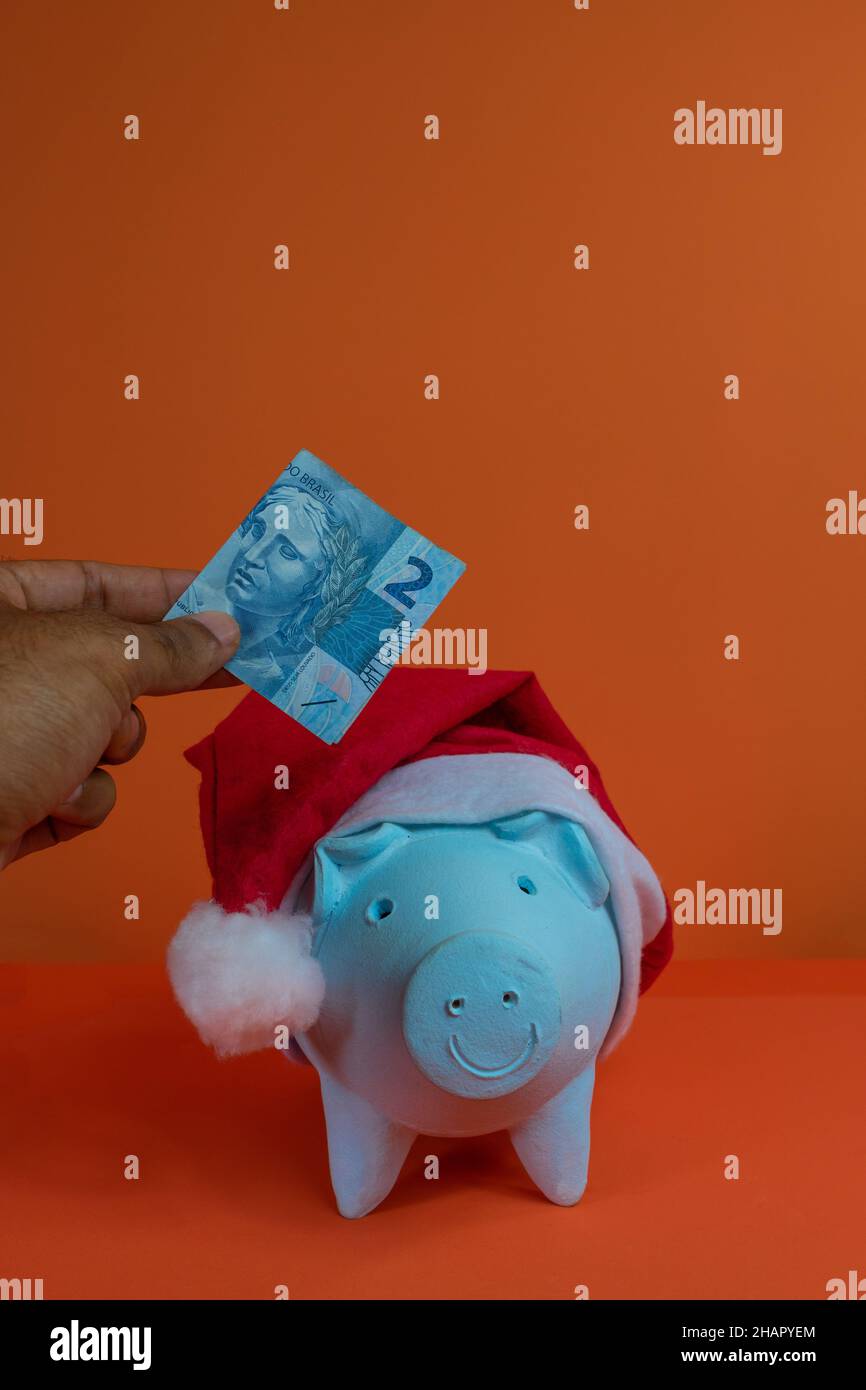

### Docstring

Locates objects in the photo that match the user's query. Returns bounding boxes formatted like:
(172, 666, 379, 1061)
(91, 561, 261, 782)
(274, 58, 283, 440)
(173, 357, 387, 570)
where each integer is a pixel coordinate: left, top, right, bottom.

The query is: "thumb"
(125, 611, 241, 697)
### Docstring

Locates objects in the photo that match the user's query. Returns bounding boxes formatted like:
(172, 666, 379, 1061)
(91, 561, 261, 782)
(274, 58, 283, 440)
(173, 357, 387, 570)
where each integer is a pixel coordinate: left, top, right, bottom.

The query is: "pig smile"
(448, 1023, 538, 1079)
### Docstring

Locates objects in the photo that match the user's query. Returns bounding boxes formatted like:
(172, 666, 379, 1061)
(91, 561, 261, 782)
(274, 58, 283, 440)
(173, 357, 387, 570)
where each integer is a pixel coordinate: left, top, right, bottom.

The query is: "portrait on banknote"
(166, 450, 464, 742)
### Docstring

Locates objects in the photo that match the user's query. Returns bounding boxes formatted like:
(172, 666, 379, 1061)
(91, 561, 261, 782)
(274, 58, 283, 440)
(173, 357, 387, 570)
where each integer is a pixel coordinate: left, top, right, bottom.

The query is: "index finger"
(0, 560, 198, 621)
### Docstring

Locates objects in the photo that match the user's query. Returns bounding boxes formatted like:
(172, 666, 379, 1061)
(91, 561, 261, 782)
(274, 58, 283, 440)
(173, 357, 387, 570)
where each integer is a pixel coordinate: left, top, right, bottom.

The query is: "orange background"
(2, 0, 866, 1304)
(2, 0, 865, 964)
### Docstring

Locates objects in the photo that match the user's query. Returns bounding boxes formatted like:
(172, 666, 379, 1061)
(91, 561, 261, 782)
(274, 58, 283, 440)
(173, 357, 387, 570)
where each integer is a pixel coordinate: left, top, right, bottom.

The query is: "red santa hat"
(167, 669, 672, 1060)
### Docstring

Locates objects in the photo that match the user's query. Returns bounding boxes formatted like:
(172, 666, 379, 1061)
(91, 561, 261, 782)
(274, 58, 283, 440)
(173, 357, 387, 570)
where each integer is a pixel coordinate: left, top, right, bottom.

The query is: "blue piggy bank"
(291, 811, 621, 1217)
(167, 678, 670, 1220)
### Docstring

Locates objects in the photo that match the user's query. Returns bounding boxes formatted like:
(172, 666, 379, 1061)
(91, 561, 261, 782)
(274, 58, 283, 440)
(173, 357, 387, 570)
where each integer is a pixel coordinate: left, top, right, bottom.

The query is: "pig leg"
(318, 1071, 415, 1218)
(508, 1064, 596, 1206)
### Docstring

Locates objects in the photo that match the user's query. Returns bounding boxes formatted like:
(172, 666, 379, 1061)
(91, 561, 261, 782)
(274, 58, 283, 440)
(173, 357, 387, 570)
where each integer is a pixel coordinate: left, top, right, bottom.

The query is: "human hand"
(0, 560, 240, 868)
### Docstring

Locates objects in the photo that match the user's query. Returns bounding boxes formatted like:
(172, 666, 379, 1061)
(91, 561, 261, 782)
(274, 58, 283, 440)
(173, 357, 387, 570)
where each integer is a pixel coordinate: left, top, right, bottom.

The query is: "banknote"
(164, 449, 465, 743)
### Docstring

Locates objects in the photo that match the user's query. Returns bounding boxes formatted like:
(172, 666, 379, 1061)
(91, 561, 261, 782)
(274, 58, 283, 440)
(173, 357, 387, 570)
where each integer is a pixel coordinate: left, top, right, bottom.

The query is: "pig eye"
(516, 875, 537, 895)
(365, 897, 394, 924)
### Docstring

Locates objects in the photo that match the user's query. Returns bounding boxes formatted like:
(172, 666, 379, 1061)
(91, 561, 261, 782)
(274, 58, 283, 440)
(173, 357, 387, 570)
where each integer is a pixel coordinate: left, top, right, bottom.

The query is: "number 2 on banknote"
(383, 556, 433, 610)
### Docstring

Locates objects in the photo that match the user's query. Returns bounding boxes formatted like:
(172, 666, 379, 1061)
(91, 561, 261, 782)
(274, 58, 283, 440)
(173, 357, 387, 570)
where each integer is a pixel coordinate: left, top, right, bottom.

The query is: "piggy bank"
(167, 674, 670, 1218)
(291, 812, 620, 1216)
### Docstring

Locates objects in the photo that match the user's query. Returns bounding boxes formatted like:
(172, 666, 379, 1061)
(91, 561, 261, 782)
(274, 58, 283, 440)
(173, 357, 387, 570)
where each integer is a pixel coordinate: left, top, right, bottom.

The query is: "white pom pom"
(167, 900, 325, 1058)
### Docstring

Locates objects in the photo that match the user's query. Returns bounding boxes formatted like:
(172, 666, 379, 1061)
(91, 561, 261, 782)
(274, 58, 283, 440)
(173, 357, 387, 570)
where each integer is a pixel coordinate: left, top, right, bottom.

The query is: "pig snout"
(401, 930, 560, 1099)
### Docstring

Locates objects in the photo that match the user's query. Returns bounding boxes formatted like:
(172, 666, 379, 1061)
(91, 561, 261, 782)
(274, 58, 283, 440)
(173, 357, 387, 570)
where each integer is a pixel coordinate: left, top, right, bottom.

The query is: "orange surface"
(1, 0, 866, 965)
(1, 958, 863, 1300)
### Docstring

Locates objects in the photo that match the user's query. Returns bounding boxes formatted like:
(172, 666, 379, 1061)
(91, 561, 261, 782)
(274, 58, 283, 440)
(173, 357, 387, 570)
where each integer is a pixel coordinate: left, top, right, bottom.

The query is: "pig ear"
(492, 811, 610, 909)
(313, 822, 412, 925)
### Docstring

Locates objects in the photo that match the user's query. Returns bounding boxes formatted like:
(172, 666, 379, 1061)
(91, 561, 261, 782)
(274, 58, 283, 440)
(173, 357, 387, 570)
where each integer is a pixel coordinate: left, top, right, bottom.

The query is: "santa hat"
(167, 669, 672, 1060)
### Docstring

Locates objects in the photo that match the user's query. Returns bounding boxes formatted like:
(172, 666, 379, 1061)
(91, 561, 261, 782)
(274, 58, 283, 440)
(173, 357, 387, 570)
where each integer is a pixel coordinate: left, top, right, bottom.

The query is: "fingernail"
(61, 784, 85, 805)
(191, 610, 240, 647)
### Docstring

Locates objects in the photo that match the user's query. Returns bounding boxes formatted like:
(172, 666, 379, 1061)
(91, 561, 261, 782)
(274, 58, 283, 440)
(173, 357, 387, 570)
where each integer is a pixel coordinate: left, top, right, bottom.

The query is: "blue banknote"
(164, 449, 465, 743)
